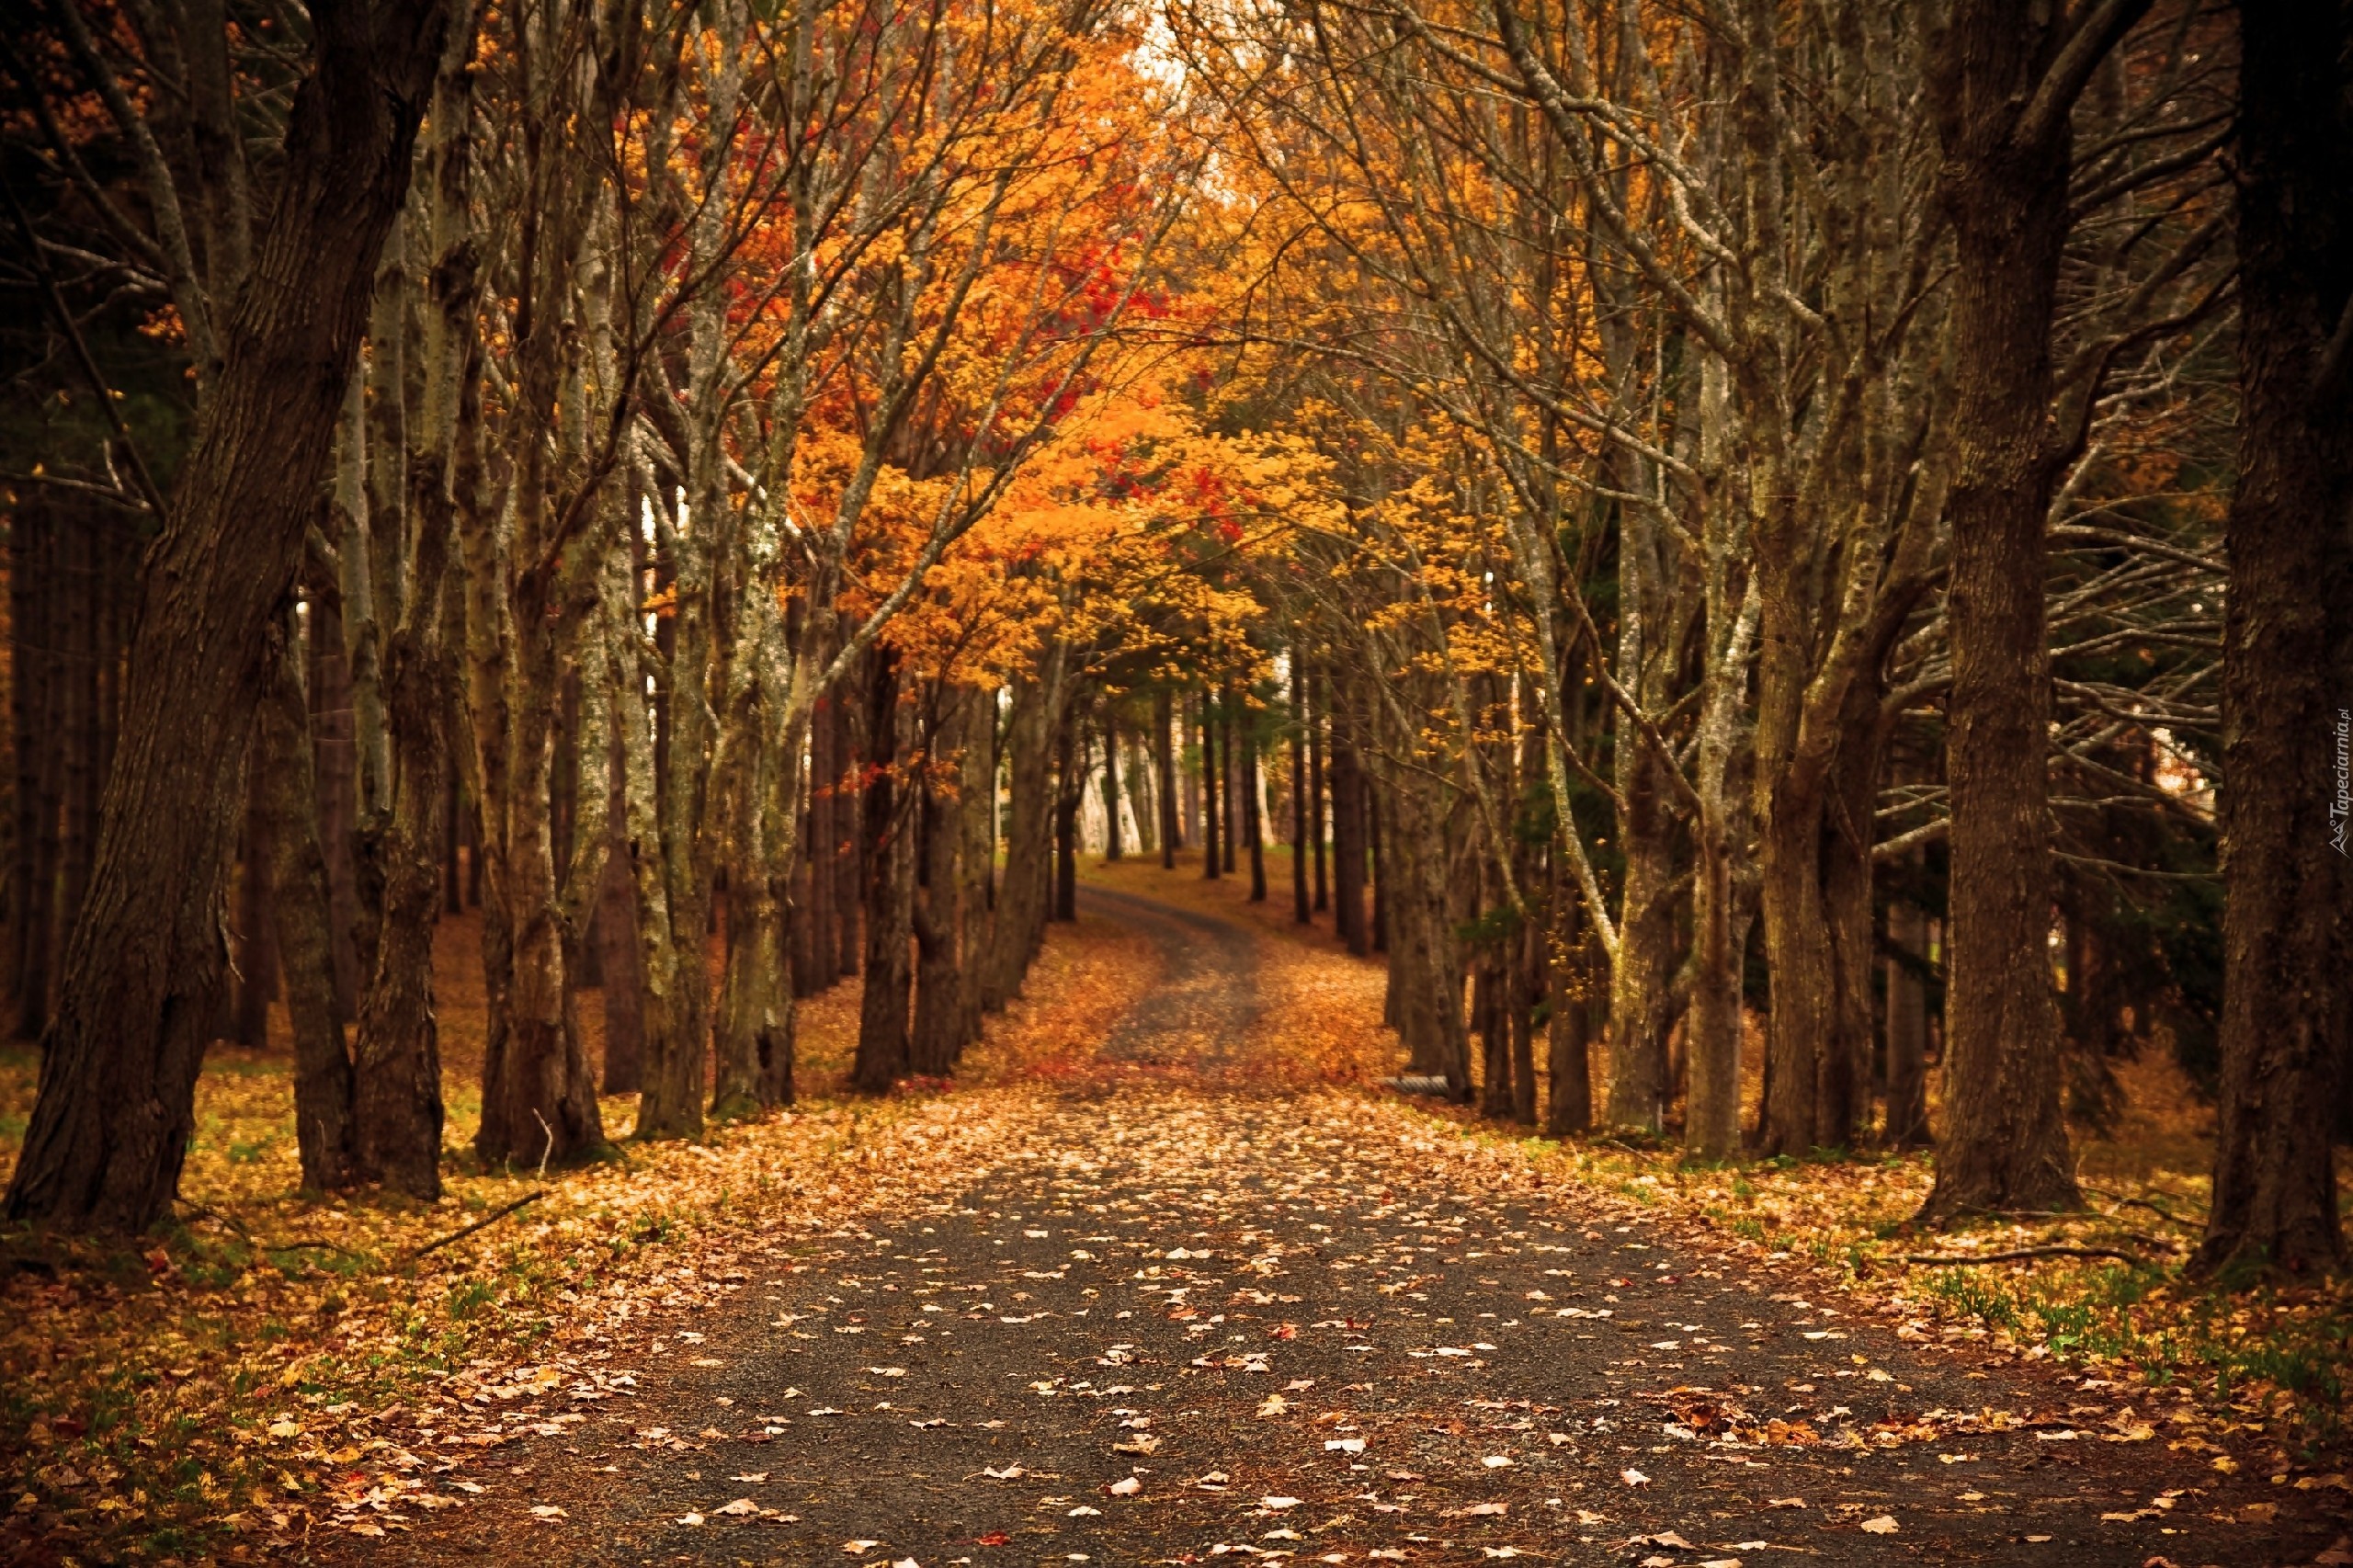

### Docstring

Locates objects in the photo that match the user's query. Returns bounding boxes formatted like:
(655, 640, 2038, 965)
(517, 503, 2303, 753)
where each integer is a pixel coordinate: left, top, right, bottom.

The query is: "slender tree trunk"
(1243, 704, 1267, 903)
(1100, 708, 1122, 862)
(1608, 741, 1677, 1133)
(233, 770, 278, 1047)
(853, 653, 914, 1092)
(1221, 703, 1237, 873)
(985, 663, 1056, 1006)
(1310, 665, 1327, 913)
(261, 610, 358, 1190)
(597, 807, 644, 1093)
(833, 685, 862, 980)
(1290, 665, 1310, 923)
(1200, 688, 1221, 881)
(2193, 0, 2351, 1278)
(1330, 698, 1367, 955)
(1053, 718, 1083, 922)
(7, 507, 53, 1039)
(4, 0, 460, 1229)
(1155, 689, 1179, 867)
(1885, 874, 1930, 1148)
(957, 686, 997, 1047)
(1545, 883, 1593, 1136)
(911, 692, 968, 1076)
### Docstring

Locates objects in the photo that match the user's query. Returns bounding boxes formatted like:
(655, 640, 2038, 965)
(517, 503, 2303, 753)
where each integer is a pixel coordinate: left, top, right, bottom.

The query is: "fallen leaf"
(1620, 1468, 1651, 1487)
(1860, 1516, 1898, 1534)
(1108, 1476, 1141, 1496)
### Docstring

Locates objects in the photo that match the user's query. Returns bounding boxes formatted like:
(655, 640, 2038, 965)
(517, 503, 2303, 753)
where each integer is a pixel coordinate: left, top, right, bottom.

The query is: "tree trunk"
(233, 768, 278, 1047)
(985, 663, 1056, 1007)
(833, 683, 862, 980)
(1200, 688, 1221, 881)
(1053, 718, 1083, 922)
(4, 0, 460, 1230)
(1885, 872, 1930, 1149)
(1917, 0, 2119, 1221)
(1290, 665, 1311, 923)
(1330, 701, 1367, 955)
(958, 686, 997, 1045)
(1243, 700, 1267, 903)
(261, 610, 358, 1190)
(1607, 740, 1677, 1132)
(1221, 703, 1238, 873)
(7, 506, 54, 1039)
(597, 809, 644, 1093)
(1309, 665, 1327, 913)
(853, 653, 914, 1092)
(1100, 708, 1122, 862)
(2192, 0, 2351, 1278)
(1545, 884, 1593, 1136)
(912, 691, 969, 1077)
(1155, 689, 1180, 866)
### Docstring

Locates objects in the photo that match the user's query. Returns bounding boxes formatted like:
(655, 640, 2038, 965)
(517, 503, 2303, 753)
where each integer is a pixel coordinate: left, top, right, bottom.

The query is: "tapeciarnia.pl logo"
(2333, 707, 2350, 856)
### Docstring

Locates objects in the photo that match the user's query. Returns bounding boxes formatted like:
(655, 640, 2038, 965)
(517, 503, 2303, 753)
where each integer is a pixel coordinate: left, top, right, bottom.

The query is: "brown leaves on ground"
(0, 912, 1155, 1560)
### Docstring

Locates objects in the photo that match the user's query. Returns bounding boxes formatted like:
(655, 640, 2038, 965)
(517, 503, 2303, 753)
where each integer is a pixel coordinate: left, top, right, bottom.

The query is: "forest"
(0, 0, 2348, 1559)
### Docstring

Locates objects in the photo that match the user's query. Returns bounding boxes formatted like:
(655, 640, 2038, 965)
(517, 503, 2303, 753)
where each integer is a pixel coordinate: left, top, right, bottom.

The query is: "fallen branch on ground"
(405, 1191, 547, 1260)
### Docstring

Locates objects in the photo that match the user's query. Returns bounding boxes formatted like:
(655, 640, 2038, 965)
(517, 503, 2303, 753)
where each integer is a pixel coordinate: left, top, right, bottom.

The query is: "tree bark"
(1885, 871, 1931, 1149)
(1243, 695, 1267, 903)
(912, 690, 970, 1076)
(261, 610, 359, 1190)
(2192, 0, 2351, 1278)
(1918, 0, 2134, 1221)
(5, 0, 460, 1230)
(1100, 707, 1122, 861)
(1200, 687, 1221, 881)
(852, 652, 913, 1092)
(1290, 664, 1311, 922)
(1155, 688, 1180, 867)
(1329, 698, 1368, 955)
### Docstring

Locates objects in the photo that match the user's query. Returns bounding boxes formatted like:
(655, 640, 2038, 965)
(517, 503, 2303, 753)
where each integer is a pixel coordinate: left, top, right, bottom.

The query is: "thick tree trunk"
(2192, 0, 2351, 1278)
(1918, 0, 2118, 1221)
(4, 0, 458, 1230)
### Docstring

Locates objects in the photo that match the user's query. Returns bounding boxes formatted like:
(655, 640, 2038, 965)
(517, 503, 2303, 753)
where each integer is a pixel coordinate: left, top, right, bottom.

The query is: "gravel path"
(353, 890, 2338, 1567)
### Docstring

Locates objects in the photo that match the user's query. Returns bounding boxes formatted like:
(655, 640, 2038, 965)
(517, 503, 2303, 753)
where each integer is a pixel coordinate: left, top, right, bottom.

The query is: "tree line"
(0, 0, 2345, 1281)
